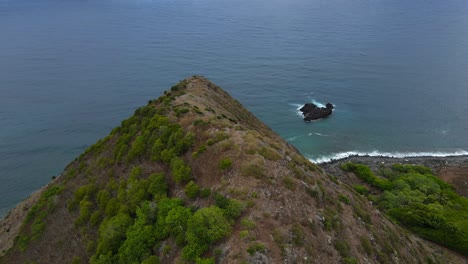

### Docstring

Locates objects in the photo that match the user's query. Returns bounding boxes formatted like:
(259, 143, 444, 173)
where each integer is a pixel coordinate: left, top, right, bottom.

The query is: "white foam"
(310, 150, 468, 164)
(314, 133, 329, 137)
(310, 99, 326, 108)
(290, 103, 304, 117)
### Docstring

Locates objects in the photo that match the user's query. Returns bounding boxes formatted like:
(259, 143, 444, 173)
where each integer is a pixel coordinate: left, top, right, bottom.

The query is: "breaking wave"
(313, 133, 329, 137)
(310, 150, 468, 164)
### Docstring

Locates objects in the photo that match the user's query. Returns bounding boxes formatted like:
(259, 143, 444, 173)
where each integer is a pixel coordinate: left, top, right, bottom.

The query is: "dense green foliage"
(183, 206, 231, 260)
(342, 163, 468, 255)
(341, 163, 392, 190)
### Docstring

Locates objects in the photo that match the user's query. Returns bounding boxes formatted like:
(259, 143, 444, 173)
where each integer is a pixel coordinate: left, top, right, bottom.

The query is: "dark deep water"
(1, 0, 468, 216)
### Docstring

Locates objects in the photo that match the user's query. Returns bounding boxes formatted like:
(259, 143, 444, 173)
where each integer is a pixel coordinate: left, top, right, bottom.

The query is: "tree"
(183, 206, 231, 260)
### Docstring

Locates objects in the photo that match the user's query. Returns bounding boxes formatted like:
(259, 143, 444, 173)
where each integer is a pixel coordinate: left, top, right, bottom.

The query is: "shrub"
(259, 146, 281, 161)
(241, 218, 256, 230)
(199, 188, 211, 198)
(341, 163, 392, 190)
(95, 213, 133, 256)
(392, 164, 432, 175)
(334, 240, 350, 257)
(183, 206, 232, 260)
(342, 257, 358, 264)
(247, 242, 266, 255)
(219, 158, 232, 170)
(170, 157, 192, 183)
(43, 185, 63, 199)
(141, 256, 160, 264)
(291, 224, 305, 246)
(225, 199, 244, 219)
(127, 135, 147, 162)
(338, 194, 350, 204)
(97, 190, 111, 210)
(239, 230, 250, 239)
(75, 200, 93, 226)
(148, 173, 167, 199)
(31, 220, 46, 241)
(71, 257, 81, 264)
(214, 194, 230, 209)
(74, 183, 98, 204)
(164, 206, 192, 240)
(241, 160, 265, 178)
(282, 177, 296, 190)
(117, 222, 156, 263)
(360, 236, 372, 255)
(185, 181, 200, 199)
(105, 198, 121, 217)
(353, 184, 369, 195)
(90, 211, 102, 226)
(195, 258, 215, 264)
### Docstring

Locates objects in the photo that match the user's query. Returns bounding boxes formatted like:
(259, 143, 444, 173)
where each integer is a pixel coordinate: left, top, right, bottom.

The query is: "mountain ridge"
(0, 76, 465, 264)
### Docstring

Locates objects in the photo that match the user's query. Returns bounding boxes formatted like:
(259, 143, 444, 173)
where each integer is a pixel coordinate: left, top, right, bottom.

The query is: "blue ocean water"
(1, 0, 468, 216)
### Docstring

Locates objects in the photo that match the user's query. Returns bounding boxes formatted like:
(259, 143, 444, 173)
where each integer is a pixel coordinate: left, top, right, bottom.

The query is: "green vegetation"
(259, 146, 281, 161)
(240, 218, 256, 230)
(246, 242, 266, 255)
(341, 163, 392, 190)
(342, 257, 359, 264)
(185, 181, 200, 198)
(58, 96, 245, 263)
(282, 176, 296, 190)
(291, 224, 305, 247)
(218, 158, 232, 170)
(342, 163, 468, 255)
(183, 206, 231, 260)
(334, 240, 351, 257)
(352, 184, 369, 195)
(84, 177, 240, 263)
(338, 194, 350, 204)
(241, 157, 265, 178)
(359, 236, 372, 255)
(13, 184, 63, 251)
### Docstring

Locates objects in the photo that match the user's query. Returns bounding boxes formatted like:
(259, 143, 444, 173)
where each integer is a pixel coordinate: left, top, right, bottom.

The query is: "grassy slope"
(0, 76, 465, 264)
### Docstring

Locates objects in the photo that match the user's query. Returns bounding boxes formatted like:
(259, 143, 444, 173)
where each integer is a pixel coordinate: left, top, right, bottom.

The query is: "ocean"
(1, 0, 468, 216)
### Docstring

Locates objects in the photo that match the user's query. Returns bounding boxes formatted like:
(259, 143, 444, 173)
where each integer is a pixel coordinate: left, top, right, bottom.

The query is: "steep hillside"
(0, 76, 465, 264)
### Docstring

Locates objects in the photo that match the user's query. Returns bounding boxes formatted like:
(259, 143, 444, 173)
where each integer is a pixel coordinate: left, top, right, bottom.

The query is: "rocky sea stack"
(300, 103, 334, 122)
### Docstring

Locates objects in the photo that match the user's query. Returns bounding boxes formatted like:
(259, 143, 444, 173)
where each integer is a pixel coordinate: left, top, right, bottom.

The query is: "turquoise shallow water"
(1, 0, 468, 216)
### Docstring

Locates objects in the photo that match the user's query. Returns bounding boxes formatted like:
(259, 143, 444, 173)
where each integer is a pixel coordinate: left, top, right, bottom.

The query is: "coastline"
(319, 155, 468, 197)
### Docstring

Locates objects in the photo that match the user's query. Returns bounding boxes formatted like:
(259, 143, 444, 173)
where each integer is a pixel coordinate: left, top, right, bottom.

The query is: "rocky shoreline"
(320, 155, 468, 197)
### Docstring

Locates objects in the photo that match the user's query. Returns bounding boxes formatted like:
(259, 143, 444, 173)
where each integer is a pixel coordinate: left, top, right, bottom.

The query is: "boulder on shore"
(300, 103, 333, 121)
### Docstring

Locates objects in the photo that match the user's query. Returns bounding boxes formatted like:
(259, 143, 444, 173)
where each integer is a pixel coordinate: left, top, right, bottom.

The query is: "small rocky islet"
(300, 102, 334, 121)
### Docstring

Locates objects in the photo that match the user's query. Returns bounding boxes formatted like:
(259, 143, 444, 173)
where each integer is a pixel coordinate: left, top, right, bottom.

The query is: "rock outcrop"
(300, 103, 333, 121)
